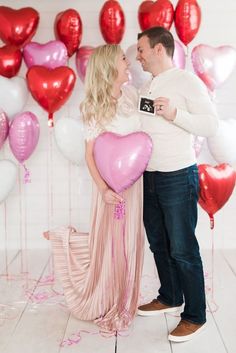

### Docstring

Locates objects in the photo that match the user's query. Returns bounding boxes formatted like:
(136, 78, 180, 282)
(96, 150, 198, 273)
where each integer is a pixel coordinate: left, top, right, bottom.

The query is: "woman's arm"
(85, 139, 123, 204)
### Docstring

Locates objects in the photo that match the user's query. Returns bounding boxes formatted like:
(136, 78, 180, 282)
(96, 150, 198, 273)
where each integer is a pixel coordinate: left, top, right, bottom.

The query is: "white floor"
(0, 248, 235, 353)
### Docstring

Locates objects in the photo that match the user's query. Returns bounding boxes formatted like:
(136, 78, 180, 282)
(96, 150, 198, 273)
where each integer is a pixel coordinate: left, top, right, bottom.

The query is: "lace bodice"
(84, 85, 141, 141)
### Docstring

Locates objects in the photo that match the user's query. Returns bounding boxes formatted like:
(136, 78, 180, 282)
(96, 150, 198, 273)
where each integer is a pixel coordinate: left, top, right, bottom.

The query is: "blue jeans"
(143, 164, 206, 324)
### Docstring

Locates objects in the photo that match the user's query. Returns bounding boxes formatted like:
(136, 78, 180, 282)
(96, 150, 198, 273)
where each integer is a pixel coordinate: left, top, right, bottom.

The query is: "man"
(136, 27, 219, 342)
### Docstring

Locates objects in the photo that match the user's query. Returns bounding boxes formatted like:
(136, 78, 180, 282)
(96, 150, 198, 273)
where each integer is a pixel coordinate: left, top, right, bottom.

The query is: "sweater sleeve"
(173, 72, 219, 137)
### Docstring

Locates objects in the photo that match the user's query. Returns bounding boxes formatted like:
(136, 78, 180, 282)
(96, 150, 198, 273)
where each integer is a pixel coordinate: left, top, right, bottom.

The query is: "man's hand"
(154, 97, 177, 121)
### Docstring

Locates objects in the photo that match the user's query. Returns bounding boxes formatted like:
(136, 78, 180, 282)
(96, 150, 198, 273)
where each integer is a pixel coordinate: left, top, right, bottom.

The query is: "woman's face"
(115, 51, 130, 84)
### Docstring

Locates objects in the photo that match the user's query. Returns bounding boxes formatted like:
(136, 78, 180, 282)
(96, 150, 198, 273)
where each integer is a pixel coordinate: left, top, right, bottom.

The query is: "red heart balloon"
(99, 0, 125, 44)
(54, 9, 83, 57)
(138, 0, 174, 31)
(26, 66, 76, 127)
(198, 163, 236, 228)
(0, 6, 39, 48)
(0, 45, 22, 78)
(174, 0, 201, 46)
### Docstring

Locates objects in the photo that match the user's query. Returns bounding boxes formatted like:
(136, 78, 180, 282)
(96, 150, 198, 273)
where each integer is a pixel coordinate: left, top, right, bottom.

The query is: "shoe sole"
(137, 306, 181, 316)
(168, 323, 206, 342)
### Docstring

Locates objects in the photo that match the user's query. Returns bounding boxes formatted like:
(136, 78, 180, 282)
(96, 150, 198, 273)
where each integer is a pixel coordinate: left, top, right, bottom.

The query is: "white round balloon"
(0, 77, 29, 119)
(207, 119, 236, 165)
(54, 117, 85, 165)
(0, 160, 17, 203)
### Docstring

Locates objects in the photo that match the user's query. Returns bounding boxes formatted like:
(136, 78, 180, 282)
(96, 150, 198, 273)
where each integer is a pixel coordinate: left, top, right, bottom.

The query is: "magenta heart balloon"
(23, 40, 68, 69)
(191, 44, 236, 91)
(9, 111, 40, 163)
(75, 45, 94, 82)
(173, 40, 186, 69)
(94, 132, 153, 193)
(0, 109, 9, 150)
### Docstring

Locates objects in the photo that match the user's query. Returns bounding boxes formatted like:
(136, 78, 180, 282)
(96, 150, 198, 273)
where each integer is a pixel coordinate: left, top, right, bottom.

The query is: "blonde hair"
(80, 44, 122, 127)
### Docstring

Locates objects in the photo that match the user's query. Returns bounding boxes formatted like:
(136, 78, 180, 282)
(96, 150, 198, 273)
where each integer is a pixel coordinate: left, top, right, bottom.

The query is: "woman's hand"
(102, 188, 123, 204)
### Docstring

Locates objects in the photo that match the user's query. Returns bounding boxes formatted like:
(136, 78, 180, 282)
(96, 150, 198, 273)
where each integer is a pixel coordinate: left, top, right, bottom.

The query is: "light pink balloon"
(125, 44, 151, 88)
(23, 40, 68, 69)
(191, 44, 236, 91)
(193, 136, 205, 158)
(0, 109, 9, 150)
(173, 40, 186, 69)
(94, 132, 153, 193)
(9, 111, 40, 163)
(75, 46, 94, 82)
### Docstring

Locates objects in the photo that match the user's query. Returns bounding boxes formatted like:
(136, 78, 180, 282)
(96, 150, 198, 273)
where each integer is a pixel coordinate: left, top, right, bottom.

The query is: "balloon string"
(209, 226, 219, 312)
(22, 164, 31, 184)
(48, 113, 54, 128)
(47, 128, 54, 279)
(3, 202, 9, 279)
(68, 161, 72, 226)
(48, 129, 54, 229)
(186, 45, 189, 57)
(114, 201, 125, 220)
(22, 167, 29, 277)
(18, 168, 24, 274)
(18, 165, 29, 276)
(209, 214, 214, 229)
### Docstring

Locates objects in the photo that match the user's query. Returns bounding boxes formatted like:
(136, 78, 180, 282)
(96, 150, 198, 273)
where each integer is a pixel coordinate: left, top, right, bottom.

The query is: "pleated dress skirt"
(48, 177, 144, 333)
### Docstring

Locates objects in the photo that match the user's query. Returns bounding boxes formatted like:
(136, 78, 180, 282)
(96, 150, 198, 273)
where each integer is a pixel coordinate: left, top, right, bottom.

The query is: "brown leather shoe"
(137, 299, 182, 316)
(168, 320, 206, 342)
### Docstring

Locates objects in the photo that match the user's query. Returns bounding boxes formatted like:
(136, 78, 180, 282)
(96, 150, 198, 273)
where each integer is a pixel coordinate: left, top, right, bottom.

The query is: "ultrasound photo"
(138, 96, 155, 115)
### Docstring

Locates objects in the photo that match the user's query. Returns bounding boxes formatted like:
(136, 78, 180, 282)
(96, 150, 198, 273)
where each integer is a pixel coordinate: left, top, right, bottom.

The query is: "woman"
(45, 44, 144, 333)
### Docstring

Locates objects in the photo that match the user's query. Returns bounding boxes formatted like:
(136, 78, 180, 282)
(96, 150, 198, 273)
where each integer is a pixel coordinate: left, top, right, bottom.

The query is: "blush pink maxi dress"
(48, 86, 144, 333)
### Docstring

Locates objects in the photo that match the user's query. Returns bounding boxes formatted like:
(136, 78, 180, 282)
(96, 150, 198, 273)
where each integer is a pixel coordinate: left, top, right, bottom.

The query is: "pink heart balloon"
(23, 40, 68, 69)
(173, 40, 186, 69)
(0, 109, 9, 150)
(75, 45, 94, 82)
(9, 111, 40, 163)
(193, 135, 204, 158)
(94, 132, 153, 193)
(191, 44, 236, 91)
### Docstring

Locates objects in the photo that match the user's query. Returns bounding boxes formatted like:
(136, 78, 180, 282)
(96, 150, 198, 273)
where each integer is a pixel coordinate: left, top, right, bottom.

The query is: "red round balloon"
(99, 0, 125, 44)
(0, 6, 39, 48)
(138, 0, 174, 31)
(54, 9, 83, 57)
(198, 163, 236, 228)
(26, 66, 76, 127)
(0, 45, 22, 78)
(174, 0, 201, 46)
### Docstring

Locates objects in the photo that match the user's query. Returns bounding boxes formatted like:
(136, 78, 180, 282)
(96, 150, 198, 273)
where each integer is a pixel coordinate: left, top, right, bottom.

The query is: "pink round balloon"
(94, 131, 153, 193)
(9, 111, 40, 163)
(75, 45, 94, 82)
(0, 109, 9, 150)
(191, 44, 236, 91)
(173, 40, 186, 69)
(23, 40, 68, 69)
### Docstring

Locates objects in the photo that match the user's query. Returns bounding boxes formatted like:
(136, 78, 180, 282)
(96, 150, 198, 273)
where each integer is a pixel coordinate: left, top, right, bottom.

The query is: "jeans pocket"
(189, 169, 199, 200)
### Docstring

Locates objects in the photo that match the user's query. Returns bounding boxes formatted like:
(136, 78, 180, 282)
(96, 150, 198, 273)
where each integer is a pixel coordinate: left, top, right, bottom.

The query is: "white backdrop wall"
(0, 0, 236, 249)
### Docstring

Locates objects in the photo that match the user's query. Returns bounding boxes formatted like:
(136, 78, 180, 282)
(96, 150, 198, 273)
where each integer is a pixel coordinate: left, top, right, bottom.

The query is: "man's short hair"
(138, 26, 175, 58)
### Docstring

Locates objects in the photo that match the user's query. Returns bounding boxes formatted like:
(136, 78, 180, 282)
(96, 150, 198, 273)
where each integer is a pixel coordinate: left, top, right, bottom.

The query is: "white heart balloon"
(125, 44, 151, 88)
(0, 77, 29, 119)
(207, 119, 236, 165)
(0, 160, 17, 203)
(54, 117, 85, 165)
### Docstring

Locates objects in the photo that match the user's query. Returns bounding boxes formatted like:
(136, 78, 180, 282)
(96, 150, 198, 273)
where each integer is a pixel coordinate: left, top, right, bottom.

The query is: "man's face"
(137, 35, 157, 73)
